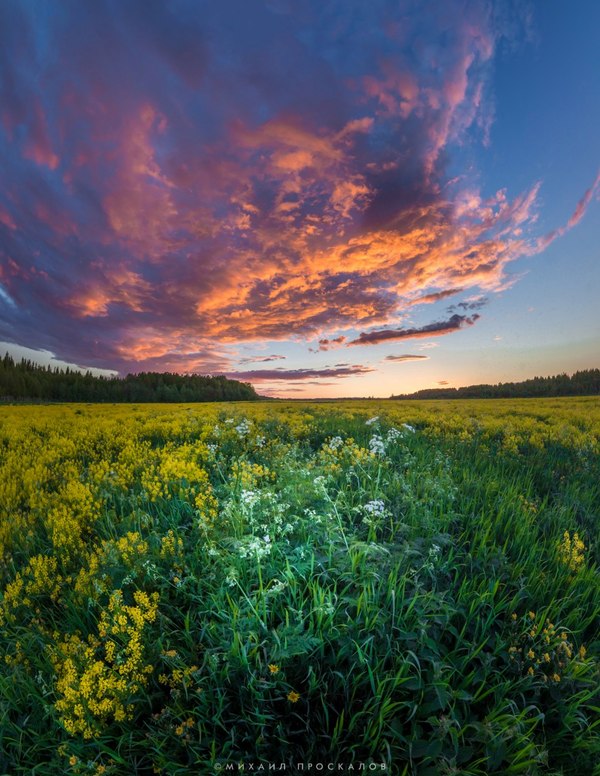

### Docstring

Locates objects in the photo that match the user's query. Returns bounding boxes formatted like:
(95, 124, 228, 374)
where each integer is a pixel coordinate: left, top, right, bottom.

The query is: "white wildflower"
(240, 489, 257, 503)
(313, 475, 327, 492)
(387, 427, 402, 442)
(226, 569, 239, 588)
(239, 535, 272, 560)
(235, 419, 251, 437)
(369, 435, 386, 456)
(365, 416, 379, 426)
(364, 499, 386, 516)
(265, 579, 287, 598)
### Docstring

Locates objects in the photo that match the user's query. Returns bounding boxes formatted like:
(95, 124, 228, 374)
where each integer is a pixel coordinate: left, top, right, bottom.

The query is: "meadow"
(0, 398, 598, 775)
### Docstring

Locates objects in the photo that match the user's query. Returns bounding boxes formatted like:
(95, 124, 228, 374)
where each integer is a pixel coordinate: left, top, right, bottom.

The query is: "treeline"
(0, 354, 259, 403)
(392, 369, 600, 400)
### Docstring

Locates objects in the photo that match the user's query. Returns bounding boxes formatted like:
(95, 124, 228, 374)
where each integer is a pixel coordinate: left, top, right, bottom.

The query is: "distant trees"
(391, 369, 600, 400)
(0, 354, 259, 402)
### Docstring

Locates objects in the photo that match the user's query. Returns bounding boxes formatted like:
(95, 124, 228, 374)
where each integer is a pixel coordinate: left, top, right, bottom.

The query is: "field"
(0, 398, 598, 775)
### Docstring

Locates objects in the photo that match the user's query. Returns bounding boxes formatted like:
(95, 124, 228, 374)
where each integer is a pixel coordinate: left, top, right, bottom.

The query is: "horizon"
(1, 2, 599, 398)
(3, 350, 597, 403)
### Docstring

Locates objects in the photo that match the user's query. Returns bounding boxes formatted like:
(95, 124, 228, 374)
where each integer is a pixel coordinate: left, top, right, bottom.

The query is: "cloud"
(348, 314, 480, 346)
(384, 354, 430, 362)
(410, 288, 464, 305)
(0, 284, 17, 309)
(566, 169, 600, 228)
(447, 296, 488, 313)
(0, 2, 595, 373)
(238, 354, 286, 364)
(437, 380, 449, 385)
(223, 364, 374, 382)
(535, 168, 600, 250)
(418, 342, 440, 350)
(316, 335, 347, 352)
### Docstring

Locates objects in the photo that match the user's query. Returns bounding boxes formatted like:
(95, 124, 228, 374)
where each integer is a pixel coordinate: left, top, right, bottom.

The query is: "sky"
(0, 0, 598, 398)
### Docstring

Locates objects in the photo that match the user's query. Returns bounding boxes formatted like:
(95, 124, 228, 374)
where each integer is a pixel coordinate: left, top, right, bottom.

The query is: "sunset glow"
(0, 1, 598, 396)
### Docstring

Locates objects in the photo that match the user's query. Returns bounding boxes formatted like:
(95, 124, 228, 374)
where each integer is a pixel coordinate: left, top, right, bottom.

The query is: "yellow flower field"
(0, 398, 598, 773)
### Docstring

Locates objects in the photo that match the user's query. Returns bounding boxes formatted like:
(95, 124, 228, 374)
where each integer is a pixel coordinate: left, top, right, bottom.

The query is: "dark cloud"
(223, 364, 374, 381)
(384, 354, 430, 362)
(447, 296, 488, 313)
(238, 354, 286, 364)
(348, 314, 480, 346)
(317, 336, 347, 351)
(411, 288, 464, 305)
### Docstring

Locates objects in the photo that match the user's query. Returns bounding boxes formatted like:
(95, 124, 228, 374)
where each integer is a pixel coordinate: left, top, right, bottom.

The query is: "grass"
(0, 399, 598, 774)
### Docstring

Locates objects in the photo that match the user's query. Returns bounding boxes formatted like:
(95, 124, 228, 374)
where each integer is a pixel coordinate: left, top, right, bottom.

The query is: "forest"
(392, 369, 600, 399)
(0, 354, 259, 403)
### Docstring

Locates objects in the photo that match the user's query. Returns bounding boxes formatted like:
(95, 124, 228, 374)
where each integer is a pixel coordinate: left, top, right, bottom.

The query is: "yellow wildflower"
(287, 690, 300, 703)
(558, 531, 585, 572)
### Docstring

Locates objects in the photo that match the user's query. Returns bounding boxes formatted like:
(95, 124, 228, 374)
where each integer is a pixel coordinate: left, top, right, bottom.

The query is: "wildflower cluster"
(1, 554, 63, 625)
(160, 530, 184, 560)
(508, 611, 588, 685)
(50, 590, 159, 739)
(231, 459, 274, 490)
(158, 649, 201, 694)
(361, 499, 388, 528)
(557, 530, 586, 573)
(368, 434, 386, 456)
(318, 436, 377, 475)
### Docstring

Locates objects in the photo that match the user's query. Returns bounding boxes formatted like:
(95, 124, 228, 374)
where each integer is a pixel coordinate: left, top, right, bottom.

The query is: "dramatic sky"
(1, 1, 598, 397)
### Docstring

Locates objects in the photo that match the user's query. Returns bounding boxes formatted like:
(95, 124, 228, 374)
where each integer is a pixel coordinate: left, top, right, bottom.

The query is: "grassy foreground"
(0, 399, 598, 774)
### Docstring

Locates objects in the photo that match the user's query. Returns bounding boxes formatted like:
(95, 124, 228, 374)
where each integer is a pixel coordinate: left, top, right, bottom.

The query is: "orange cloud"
(103, 105, 178, 258)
